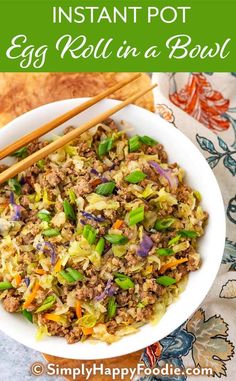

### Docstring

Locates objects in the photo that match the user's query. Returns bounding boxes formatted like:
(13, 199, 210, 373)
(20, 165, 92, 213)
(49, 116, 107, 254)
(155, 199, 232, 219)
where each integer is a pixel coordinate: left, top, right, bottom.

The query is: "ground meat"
(171, 264, 189, 281)
(40, 318, 70, 337)
(21, 183, 32, 195)
(125, 252, 141, 266)
(141, 143, 168, 162)
(116, 289, 135, 307)
(24, 174, 40, 189)
(3, 293, 21, 312)
(142, 163, 159, 182)
(35, 290, 48, 304)
(187, 252, 201, 271)
(106, 320, 118, 334)
(21, 195, 30, 208)
(136, 305, 154, 322)
(21, 223, 41, 244)
(21, 251, 35, 264)
(143, 279, 163, 294)
(103, 118, 119, 130)
(117, 191, 136, 202)
(176, 184, 192, 203)
(26, 210, 38, 223)
(27, 141, 48, 155)
(65, 326, 82, 344)
(123, 227, 137, 240)
(103, 209, 117, 220)
(61, 227, 74, 240)
(21, 232, 34, 244)
(45, 171, 61, 187)
(115, 309, 135, 325)
(150, 232, 162, 244)
(60, 286, 71, 303)
(74, 178, 92, 196)
(76, 285, 94, 300)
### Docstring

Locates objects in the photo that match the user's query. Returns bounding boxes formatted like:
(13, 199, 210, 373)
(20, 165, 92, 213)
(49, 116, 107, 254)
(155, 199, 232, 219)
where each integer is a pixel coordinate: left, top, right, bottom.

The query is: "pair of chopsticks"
(0, 73, 157, 184)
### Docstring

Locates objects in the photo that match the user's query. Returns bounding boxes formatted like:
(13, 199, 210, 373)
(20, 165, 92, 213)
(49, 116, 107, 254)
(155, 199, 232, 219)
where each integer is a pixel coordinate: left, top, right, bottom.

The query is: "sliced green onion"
(95, 182, 116, 196)
(114, 273, 134, 290)
(68, 189, 76, 204)
(156, 275, 177, 286)
(128, 135, 141, 152)
(36, 295, 56, 313)
(125, 170, 146, 184)
(60, 267, 84, 283)
(105, 234, 128, 245)
(140, 135, 157, 146)
(37, 210, 51, 222)
(114, 272, 128, 279)
(95, 237, 105, 255)
(11, 146, 28, 158)
(66, 268, 84, 281)
(37, 159, 45, 169)
(98, 137, 113, 157)
(156, 248, 174, 256)
(168, 235, 181, 247)
(178, 230, 198, 238)
(59, 270, 75, 283)
(83, 224, 97, 245)
(63, 199, 76, 221)
(22, 309, 33, 323)
(42, 228, 60, 237)
(107, 297, 117, 319)
(8, 178, 21, 195)
(0, 281, 13, 290)
(128, 206, 144, 226)
(155, 218, 175, 231)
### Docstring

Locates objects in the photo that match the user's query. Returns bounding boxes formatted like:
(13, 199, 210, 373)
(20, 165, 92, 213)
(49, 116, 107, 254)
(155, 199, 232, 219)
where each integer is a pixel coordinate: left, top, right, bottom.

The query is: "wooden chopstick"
(0, 83, 157, 184)
(0, 73, 141, 161)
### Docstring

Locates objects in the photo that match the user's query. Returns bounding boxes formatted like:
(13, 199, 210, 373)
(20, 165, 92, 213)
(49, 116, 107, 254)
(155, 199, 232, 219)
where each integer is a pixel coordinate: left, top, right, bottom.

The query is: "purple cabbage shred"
(81, 211, 105, 222)
(148, 161, 178, 189)
(137, 234, 153, 257)
(95, 279, 115, 301)
(9, 192, 21, 221)
(90, 168, 99, 176)
(36, 242, 56, 265)
(24, 277, 30, 287)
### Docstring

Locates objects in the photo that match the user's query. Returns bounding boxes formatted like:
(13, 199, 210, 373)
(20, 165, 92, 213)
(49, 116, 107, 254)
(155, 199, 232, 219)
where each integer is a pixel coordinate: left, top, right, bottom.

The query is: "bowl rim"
(0, 98, 226, 359)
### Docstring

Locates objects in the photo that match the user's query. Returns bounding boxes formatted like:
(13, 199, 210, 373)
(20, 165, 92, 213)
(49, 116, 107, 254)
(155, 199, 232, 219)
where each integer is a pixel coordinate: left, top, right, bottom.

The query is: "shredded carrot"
(81, 327, 93, 335)
(14, 274, 22, 286)
(75, 301, 82, 319)
(90, 178, 102, 187)
(54, 259, 62, 273)
(160, 258, 188, 274)
(44, 313, 61, 323)
(23, 281, 40, 308)
(34, 269, 46, 275)
(112, 219, 123, 229)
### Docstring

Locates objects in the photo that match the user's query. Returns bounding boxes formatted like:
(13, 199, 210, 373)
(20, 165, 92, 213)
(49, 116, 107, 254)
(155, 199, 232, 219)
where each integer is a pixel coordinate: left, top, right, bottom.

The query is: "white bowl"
(0, 98, 225, 359)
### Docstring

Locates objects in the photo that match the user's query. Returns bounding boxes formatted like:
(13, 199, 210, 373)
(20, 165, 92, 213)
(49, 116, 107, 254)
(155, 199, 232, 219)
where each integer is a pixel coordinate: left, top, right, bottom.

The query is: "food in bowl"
(0, 119, 208, 344)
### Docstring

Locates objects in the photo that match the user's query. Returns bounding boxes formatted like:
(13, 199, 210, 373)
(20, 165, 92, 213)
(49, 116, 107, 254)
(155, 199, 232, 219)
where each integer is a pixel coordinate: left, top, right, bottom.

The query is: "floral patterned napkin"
(136, 73, 236, 380)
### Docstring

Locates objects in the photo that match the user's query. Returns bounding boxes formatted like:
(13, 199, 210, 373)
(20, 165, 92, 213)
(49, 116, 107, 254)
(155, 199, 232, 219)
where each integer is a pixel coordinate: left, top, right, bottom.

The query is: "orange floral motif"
(155, 104, 175, 123)
(170, 73, 230, 132)
(145, 342, 162, 368)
